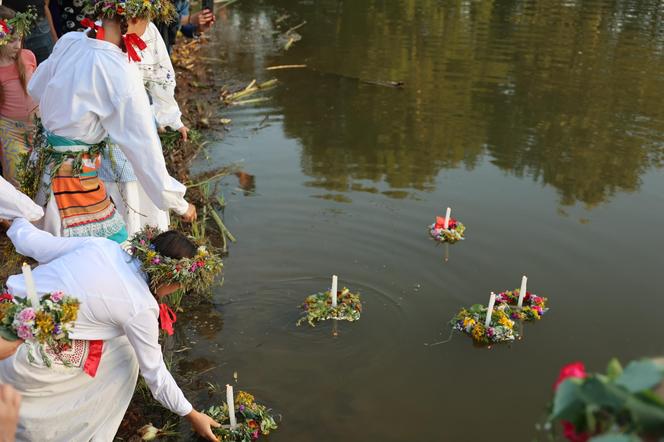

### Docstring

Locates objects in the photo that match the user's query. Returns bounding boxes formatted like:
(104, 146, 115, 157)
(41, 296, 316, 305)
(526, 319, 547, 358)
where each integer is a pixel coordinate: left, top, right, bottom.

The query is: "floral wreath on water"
(495, 288, 549, 322)
(297, 287, 362, 327)
(207, 390, 279, 441)
(428, 216, 466, 244)
(450, 303, 517, 345)
(0, 7, 38, 46)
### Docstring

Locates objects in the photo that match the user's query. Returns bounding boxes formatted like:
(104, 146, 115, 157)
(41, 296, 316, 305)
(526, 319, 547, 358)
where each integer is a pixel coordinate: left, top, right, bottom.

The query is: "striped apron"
(45, 134, 128, 243)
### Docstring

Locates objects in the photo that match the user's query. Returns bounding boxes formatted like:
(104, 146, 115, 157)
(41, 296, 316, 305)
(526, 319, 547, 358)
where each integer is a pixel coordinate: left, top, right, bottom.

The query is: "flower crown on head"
(0, 7, 38, 46)
(129, 226, 223, 293)
(85, 0, 176, 22)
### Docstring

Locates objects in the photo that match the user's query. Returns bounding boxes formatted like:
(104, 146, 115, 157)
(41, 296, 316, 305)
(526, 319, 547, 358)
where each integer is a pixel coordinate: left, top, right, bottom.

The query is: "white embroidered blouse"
(6, 218, 193, 416)
(27, 31, 189, 215)
(138, 22, 184, 130)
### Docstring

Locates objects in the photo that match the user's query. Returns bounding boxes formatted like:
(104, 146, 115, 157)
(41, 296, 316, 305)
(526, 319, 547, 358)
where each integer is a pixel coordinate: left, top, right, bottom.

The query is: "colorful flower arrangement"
(207, 391, 279, 441)
(548, 359, 664, 441)
(84, 0, 176, 22)
(0, 7, 38, 46)
(297, 287, 362, 327)
(130, 226, 223, 294)
(0, 291, 80, 366)
(495, 289, 549, 321)
(450, 303, 517, 345)
(428, 216, 466, 243)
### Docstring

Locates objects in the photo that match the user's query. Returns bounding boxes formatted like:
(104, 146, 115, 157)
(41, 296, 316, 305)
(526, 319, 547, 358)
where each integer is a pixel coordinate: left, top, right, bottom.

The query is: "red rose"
(0, 293, 13, 302)
(554, 362, 586, 390)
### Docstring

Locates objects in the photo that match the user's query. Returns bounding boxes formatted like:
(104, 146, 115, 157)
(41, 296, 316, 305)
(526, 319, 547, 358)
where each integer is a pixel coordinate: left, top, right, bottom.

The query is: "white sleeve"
(123, 309, 193, 416)
(101, 86, 189, 215)
(27, 32, 77, 102)
(7, 218, 91, 264)
(0, 177, 44, 221)
(143, 30, 184, 130)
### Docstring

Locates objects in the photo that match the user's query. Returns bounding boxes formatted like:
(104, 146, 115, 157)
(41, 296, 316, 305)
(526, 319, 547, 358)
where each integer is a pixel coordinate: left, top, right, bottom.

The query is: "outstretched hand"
(186, 409, 220, 441)
(181, 203, 197, 223)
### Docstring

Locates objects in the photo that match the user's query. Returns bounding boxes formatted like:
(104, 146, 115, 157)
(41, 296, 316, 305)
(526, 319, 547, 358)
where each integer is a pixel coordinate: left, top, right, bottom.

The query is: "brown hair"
(152, 231, 197, 260)
(0, 6, 28, 106)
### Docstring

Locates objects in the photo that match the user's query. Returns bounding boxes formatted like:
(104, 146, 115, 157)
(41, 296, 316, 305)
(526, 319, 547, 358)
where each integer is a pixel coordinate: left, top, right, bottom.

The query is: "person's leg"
(0, 118, 31, 188)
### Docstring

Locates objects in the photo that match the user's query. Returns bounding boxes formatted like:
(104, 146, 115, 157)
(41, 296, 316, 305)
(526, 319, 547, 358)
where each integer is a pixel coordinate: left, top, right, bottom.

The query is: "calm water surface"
(180, 1, 664, 440)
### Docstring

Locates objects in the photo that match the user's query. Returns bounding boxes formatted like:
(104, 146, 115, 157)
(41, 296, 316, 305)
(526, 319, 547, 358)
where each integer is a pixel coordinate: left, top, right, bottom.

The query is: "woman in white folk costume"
(0, 218, 223, 441)
(25, 0, 196, 244)
(96, 0, 190, 235)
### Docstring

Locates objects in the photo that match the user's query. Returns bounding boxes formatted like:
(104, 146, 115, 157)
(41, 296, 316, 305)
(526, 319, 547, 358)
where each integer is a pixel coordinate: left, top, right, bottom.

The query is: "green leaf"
(616, 360, 664, 393)
(551, 379, 585, 421)
(579, 376, 629, 410)
(589, 434, 640, 442)
(624, 394, 664, 433)
(0, 327, 18, 341)
(606, 358, 623, 380)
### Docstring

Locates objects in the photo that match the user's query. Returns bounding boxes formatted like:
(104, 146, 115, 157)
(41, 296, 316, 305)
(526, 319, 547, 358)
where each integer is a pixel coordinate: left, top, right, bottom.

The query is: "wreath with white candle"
(450, 304, 518, 345)
(494, 289, 549, 322)
(207, 390, 279, 441)
(297, 287, 362, 327)
(428, 208, 466, 244)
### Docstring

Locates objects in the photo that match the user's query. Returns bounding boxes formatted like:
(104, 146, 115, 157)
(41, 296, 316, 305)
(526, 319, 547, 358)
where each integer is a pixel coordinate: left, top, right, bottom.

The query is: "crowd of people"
(0, 0, 223, 440)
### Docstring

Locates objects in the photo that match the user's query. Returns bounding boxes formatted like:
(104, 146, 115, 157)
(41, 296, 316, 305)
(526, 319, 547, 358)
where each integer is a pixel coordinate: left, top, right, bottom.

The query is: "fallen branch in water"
(266, 64, 307, 70)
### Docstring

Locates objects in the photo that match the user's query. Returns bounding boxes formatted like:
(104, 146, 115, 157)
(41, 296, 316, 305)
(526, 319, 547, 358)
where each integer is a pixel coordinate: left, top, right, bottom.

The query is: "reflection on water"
(219, 0, 663, 207)
(183, 1, 664, 441)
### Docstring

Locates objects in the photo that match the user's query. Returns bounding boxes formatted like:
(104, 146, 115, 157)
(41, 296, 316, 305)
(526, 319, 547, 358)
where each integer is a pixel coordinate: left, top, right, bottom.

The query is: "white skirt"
(105, 180, 170, 238)
(0, 336, 139, 441)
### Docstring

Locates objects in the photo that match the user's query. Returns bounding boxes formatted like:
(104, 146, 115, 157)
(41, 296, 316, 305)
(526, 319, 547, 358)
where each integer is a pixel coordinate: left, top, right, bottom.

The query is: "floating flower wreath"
(207, 391, 279, 441)
(450, 304, 517, 345)
(428, 216, 466, 244)
(495, 289, 549, 321)
(84, 0, 176, 22)
(129, 226, 223, 294)
(0, 7, 38, 46)
(0, 291, 80, 366)
(297, 287, 362, 327)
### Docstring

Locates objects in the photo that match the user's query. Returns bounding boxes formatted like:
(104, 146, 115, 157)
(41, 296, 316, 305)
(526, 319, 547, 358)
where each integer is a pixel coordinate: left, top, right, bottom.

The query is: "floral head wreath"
(0, 7, 38, 46)
(130, 226, 223, 294)
(84, 0, 176, 22)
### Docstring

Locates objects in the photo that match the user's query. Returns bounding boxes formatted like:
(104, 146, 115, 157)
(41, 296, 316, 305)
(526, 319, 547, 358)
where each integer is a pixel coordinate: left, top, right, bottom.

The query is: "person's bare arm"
(43, 0, 59, 43)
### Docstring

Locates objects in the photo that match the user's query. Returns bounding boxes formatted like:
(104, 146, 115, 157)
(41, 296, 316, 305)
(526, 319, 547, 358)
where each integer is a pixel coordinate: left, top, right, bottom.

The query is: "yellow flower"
(61, 303, 79, 323)
(35, 311, 54, 340)
(146, 251, 157, 260)
(236, 391, 255, 407)
(471, 324, 485, 341)
(463, 317, 476, 329)
(498, 315, 513, 328)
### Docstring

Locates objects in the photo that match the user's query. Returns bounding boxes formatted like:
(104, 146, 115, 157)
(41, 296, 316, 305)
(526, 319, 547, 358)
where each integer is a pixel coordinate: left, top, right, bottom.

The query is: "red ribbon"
(123, 33, 147, 62)
(159, 303, 177, 336)
(83, 340, 104, 378)
(80, 18, 105, 40)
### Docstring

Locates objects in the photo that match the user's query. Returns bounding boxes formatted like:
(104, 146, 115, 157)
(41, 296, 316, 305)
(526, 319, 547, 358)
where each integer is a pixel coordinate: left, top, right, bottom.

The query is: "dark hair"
(88, 15, 130, 54)
(0, 5, 28, 104)
(152, 230, 197, 260)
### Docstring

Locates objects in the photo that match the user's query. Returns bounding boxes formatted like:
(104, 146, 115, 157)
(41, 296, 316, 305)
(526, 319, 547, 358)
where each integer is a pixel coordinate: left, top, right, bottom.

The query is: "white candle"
(331, 275, 338, 307)
(22, 263, 39, 308)
(517, 275, 528, 308)
(485, 292, 496, 328)
(444, 207, 451, 229)
(226, 384, 237, 427)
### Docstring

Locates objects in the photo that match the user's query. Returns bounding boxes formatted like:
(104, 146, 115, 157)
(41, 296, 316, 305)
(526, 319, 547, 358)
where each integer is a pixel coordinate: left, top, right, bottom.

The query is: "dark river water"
(181, 1, 664, 440)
